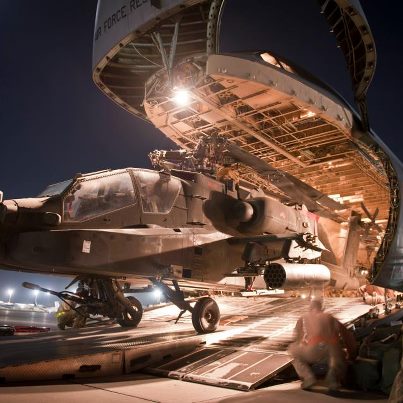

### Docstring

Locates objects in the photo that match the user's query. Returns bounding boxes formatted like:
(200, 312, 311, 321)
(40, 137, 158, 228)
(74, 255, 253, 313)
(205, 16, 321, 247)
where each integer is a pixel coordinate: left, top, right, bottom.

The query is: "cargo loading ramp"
(0, 296, 372, 389)
(146, 296, 372, 390)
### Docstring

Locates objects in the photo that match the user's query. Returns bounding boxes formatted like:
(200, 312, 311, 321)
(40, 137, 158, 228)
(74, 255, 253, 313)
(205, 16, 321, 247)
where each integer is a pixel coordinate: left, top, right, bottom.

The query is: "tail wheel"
(192, 297, 220, 334)
(117, 296, 143, 327)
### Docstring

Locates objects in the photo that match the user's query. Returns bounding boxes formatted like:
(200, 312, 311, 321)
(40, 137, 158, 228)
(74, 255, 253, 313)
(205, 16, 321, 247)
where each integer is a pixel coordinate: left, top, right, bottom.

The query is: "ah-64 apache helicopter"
(0, 136, 340, 333)
(1, 0, 402, 333)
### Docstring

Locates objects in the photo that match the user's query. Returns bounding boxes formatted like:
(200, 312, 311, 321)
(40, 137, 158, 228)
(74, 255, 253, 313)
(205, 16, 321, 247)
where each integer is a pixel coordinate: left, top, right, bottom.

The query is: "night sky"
(0, 1, 401, 304)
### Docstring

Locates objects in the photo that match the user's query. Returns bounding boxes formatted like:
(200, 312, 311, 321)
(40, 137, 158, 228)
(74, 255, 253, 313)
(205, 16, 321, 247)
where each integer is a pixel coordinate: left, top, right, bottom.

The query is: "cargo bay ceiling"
(92, 0, 400, 288)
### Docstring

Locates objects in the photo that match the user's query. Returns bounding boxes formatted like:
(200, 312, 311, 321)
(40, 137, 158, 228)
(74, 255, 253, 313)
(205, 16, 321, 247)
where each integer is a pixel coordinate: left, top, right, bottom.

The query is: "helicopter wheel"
(192, 297, 220, 334)
(117, 296, 143, 327)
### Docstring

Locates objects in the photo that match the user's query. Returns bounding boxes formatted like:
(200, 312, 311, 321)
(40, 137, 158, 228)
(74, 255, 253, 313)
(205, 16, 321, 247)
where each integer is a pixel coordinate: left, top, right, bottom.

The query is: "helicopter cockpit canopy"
(38, 179, 73, 198)
(58, 169, 182, 222)
(63, 171, 136, 222)
(133, 170, 181, 214)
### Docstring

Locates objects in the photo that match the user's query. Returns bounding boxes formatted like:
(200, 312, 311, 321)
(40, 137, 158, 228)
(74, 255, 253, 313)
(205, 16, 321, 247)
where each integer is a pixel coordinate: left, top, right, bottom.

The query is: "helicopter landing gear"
(244, 276, 256, 291)
(192, 297, 220, 333)
(76, 277, 143, 328)
(24, 277, 143, 329)
(151, 279, 220, 334)
(116, 295, 143, 327)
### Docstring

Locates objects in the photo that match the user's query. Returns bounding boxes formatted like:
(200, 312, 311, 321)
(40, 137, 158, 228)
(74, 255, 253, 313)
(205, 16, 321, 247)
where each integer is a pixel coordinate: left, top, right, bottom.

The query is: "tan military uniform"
(288, 307, 348, 390)
(56, 301, 88, 330)
(56, 301, 76, 330)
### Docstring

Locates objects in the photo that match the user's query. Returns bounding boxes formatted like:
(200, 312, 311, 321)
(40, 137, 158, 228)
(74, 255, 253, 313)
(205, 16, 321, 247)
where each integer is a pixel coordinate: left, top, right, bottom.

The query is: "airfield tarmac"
(0, 298, 390, 402)
(0, 374, 389, 403)
(0, 309, 57, 330)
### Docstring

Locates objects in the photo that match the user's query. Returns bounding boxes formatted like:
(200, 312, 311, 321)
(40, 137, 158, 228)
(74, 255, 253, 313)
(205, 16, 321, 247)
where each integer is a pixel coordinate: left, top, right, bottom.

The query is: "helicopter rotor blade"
(361, 202, 381, 225)
(359, 202, 383, 237)
(225, 142, 345, 213)
(360, 202, 372, 220)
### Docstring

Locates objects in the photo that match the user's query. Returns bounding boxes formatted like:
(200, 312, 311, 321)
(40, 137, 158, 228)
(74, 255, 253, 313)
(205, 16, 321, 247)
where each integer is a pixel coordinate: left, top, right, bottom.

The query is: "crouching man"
(55, 301, 77, 330)
(288, 299, 354, 391)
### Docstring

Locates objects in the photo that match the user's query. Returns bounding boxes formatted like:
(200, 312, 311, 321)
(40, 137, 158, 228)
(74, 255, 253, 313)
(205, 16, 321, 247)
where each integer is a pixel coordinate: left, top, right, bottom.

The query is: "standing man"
(288, 299, 354, 391)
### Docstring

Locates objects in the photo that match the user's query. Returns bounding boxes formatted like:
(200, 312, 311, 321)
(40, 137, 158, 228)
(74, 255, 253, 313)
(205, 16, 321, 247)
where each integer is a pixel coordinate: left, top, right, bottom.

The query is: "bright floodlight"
(172, 89, 191, 106)
(154, 288, 162, 298)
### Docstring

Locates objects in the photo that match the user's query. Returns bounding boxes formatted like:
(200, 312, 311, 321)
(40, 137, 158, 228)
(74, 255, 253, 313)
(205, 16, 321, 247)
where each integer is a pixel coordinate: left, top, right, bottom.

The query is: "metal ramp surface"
(145, 297, 372, 390)
(0, 297, 371, 387)
(147, 347, 291, 391)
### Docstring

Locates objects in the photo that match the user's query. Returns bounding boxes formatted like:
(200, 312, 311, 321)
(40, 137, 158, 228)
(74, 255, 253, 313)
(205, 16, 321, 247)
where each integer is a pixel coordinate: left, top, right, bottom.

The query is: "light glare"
(172, 89, 191, 106)
(7, 289, 14, 303)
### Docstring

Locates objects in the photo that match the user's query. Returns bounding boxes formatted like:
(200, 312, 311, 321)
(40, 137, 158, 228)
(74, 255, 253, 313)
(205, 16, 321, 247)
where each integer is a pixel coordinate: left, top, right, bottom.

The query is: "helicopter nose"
(0, 199, 18, 226)
(0, 198, 61, 230)
(0, 203, 5, 223)
(0, 202, 9, 225)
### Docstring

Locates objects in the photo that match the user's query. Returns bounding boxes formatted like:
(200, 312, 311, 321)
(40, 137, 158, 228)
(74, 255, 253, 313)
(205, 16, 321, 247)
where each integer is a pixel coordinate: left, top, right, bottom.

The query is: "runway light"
(301, 294, 307, 299)
(172, 89, 191, 107)
(7, 289, 14, 303)
(33, 290, 39, 305)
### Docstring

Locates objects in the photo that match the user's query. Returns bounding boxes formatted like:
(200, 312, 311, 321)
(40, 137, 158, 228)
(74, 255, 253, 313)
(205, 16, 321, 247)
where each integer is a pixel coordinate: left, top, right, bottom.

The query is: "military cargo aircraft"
(1, 0, 402, 333)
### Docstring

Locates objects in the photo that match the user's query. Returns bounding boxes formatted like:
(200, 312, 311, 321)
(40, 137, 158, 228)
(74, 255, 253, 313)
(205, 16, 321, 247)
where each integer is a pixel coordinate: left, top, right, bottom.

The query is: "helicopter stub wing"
(226, 233, 299, 245)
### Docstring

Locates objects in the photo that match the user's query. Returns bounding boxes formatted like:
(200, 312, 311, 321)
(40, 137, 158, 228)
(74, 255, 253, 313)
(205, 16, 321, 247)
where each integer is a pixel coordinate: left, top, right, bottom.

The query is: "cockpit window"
(37, 179, 73, 197)
(63, 172, 135, 222)
(133, 170, 180, 214)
